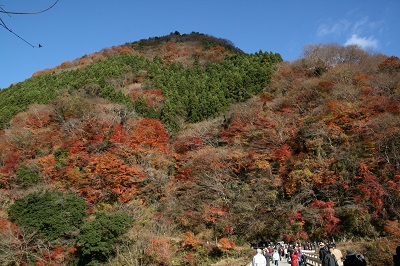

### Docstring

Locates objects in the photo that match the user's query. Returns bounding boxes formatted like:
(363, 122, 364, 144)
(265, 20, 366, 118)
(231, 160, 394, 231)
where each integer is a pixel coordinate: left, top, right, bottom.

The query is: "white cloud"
(316, 19, 350, 37)
(316, 15, 384, 52)
(344, 34, 378, 50)
(351, 17, 369, 34)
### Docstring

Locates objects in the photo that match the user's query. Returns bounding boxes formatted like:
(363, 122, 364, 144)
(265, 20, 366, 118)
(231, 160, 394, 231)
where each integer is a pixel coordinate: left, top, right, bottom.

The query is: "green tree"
(8, 190, 87, 240)
(76, 212, 133, 264)
(15, 164, 40, 187)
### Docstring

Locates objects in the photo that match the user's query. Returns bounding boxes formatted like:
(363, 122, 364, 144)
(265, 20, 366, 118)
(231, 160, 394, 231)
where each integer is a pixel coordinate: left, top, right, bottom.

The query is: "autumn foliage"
(0, 35, 399, 265)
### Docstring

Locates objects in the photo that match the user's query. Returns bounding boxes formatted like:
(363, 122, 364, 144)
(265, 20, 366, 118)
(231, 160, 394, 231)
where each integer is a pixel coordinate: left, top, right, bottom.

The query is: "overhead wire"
(0, 0, 60, 47)
(0, 17, 35, 47)
(0, 0, 59, 15)
(0, 6, 11, 17)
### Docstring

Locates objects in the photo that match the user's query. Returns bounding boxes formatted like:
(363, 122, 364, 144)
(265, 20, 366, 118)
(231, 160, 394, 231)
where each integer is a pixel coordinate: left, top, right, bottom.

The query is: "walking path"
(247, 258, 291, 266)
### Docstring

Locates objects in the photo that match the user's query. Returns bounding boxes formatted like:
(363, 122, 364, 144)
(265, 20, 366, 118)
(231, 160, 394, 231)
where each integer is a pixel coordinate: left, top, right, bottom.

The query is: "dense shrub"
(76, 212, 132, 264)
(15, 164, 41, 187)
(8, 190, 87, 240)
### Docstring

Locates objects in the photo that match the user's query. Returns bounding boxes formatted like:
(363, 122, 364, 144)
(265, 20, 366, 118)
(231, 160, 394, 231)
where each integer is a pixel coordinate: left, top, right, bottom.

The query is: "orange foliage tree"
(79, 152, 144, 204)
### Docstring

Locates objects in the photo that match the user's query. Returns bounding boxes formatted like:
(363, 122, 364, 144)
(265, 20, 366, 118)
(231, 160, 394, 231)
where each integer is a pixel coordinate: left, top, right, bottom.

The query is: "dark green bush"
(76, 212, 132, 264)
(8, 190, 87, 240)
(15, 164, 41, 187)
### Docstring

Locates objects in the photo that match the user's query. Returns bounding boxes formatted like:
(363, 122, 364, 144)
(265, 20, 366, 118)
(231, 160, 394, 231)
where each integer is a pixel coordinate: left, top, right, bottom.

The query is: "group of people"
(318, 242, 366, 266)
(252, 242, 305, 266)
(320, 242, 400, 266)
(253, 241, 400, 266)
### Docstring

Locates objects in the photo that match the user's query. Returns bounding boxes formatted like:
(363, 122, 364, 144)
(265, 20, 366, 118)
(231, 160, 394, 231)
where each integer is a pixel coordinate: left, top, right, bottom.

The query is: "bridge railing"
(302, 250, 322, 266)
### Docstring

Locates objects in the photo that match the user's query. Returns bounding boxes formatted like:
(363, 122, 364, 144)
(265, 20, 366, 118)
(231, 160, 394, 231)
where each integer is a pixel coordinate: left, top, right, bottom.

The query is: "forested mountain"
(0, 32, 399, 265)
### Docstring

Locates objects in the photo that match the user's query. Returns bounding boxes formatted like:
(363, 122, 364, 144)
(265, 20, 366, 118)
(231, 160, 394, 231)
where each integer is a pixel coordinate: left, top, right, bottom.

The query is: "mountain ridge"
(31, 31, 244, 77)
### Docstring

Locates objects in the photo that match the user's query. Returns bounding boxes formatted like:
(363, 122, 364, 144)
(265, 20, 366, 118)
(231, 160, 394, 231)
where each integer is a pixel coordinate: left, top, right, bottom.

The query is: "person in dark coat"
(343, 250, 365, 266)
(323, 244, 339, 266)
(287, 245, 294, 260)
(319, 243, 328, 262)
(393, 246, 400, 266)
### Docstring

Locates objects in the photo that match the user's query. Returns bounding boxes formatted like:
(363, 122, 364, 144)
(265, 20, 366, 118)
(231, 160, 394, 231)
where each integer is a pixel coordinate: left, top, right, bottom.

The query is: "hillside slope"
(0, 32, 281, 132)
(0, 35, 399, 265)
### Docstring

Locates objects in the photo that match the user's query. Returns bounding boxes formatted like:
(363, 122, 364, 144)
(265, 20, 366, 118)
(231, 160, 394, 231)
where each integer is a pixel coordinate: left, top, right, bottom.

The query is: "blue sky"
(1, 0, 399, 89)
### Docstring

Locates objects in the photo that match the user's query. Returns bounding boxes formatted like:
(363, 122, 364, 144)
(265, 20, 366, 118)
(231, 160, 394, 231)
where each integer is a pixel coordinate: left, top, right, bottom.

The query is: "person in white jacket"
(272, 250, 280, 265)
(253, 248, 267, 266)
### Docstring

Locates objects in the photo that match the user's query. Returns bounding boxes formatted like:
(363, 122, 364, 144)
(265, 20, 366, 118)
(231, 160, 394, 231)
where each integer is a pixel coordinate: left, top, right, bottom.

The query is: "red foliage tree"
(309, 200, 340, 236)
(354, 163, 385, 215)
